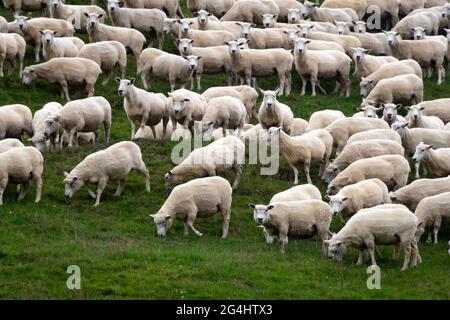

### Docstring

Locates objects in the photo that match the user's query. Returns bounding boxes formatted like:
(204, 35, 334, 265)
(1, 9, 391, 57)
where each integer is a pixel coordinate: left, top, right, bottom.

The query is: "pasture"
(0, 0, 449, 299)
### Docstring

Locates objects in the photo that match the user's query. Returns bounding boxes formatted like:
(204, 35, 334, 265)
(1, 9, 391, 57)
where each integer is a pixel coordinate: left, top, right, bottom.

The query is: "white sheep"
(258, 89, 293, 134)
(187, 0, 237, 18)
(290, 118, 309, 136)
(321, 0, 368, 19)
(28, 102, 62, 151)
(178, 21, 235, 47)
(306, 110, 345, 132)
(236, 22, 291, 49)
(393, 10, 440, 39)
(269, 184, 321, 204)
(123, 0, 184, 18)
(64, 141, 150, 206)
(399, 0, 425, 16)
(365, 0, 401, 29)
(192, 10, 241, 37)
(0, 138, 24, 153)
(40, 29, 84, 60)
(380, 103, 407, 127)
(283, 29, 345, 52)
(415, 192, 450, 244)
(406, 105, 445, 129)
(0, 15, 7, 33)
(135, 121, 174, 141)
(301, 1, 358, 23)
(412, 142, 450, 178)
(0, 32, 25, 78)
(221, 0, 280, 24)
(241, 123, 266, 142)
(353, 105, 381, 118)
(418, 98, 450, 123)
(351, 48, 398, 80)
(0, 104, 32, 140)
(3, 0, 48, 16)
(50, 0, 106, 32)
(345, 129, 402, 147)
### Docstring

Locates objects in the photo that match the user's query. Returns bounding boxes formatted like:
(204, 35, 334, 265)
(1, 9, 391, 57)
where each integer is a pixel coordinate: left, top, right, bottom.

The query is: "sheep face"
(178, 38, 193, 55)
(444, 28, 450, 41)
(385, 31, 400, 46)
(51, 0, 62, 9)
(352, 47, 368, 64)
(391, 121, 408, 135)
(326, 237, 347, 262)
(261, 90, 279, 108)
(21, 67, 37, 85)
(335, 21, 350, 35)
(249, 204, 273, 225)
(261, 14, 276, 28)
(412, 27, 426, 40)
(44, 116, 60, 139)
(301, 1, 317, 19)
(407, 105, 424, 122)
(195, 10, 211, 25)
(442, 4, 450, 18)
(353, 22, 366, 34)
(293, 38, 310, 54)
(164, 171, 184, 190)
(149, 212, 173, 237)
(40, 29, 56, 45)
(63, 172, 85, 198)
(237, 22, 255, 39)
(169, 94, 190, 114)
(29, 134, 47, 152)
(177, 19, 194, 33)
(116, 78, 134, 96)
(15, 16, 30, 31)
(184, 55, 199, 71)
(261, 127, 281, 143)
(298, 24, 314, 38)
(327, 195, 349, 216)
(287, 9, 301, 24)
(383, 104, 401, 122)
(284, 30, 300, 46)
(412, 142, 432, 163)
(107, 0, 120, 13)
(415, 220, 426, 242)
(327, 183, 342, 196)
(163, 19, 175, 34)
(225, 40, 242, 56)
(359, 105, 380, 118)
(236, 38, 249, 50)
(85, 13, 102, 29)
(322, 164, 340, 183)
(359, 79, 375, 98)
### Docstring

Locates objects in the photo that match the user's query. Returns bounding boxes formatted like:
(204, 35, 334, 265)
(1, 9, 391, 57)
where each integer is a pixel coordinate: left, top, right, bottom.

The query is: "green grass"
(0, 1, 449, 300)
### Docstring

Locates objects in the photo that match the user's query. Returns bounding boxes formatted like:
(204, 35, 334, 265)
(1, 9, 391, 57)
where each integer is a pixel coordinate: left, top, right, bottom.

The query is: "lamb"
(40, 29, 84, 60)
(44, 97, 111, 147)
(345, 129, 402, 147)
(0, 147, 43, 205)
(263, 127, 332, 185)
(351, 48, 398, 80)
(381, 103, 407, 127)
(14, 16, 75, 62)
(412, 142, 450, 178)
(283, 29, 345, 52)
(327, 155, 410, 195)
(164, 135, 244, 190)
(64, 141, 150, 206)
(268, 0, 304, 22)
(269, 184, 321, 204)
(151, 176, 232, 238)
(21, 57, 102, 101)
(257, 89, 293, 134)
(201, 96, 247, 138)
(0, 104, 32, 140)
(293, 39, 351, 97)
(414, 192, 450, 244)
(107, 0, 167, 49)
(418, 98, 450, 123)
(322, 140, 405, 183)
(301, 1, 358, 23)
(392, 10, 440, 39)
(406, 105, 445, 129)
(202, 85, 258, 121)
(0, 138, 24, 153)
(290, 118, 309, 136)
(225, 40, 293, 96)
(138, 48, 200, 91)
(326, 204, 419, 271)
(327, 178, 391, 223)
(85, 13, 146, 59)
(187, 0, 237, 18)
(306, 110, 345, 132)
(249, 200, 333, 254)
(28, 102, 62, 151)
(321, 0, 368, 19)
(167, 89, 208, 134)
(221, 0, 280, 24)
(178, 22, 235, 47)
(77, 41, 126, 86)
(363, 74, 424, 107)
(116, 78, 169, 140)
(123, 0, 184, 18)
(50, 0, 106, 32)
(236, 22, 291, 49)
(325, 117, 390, 155)
(0, 32, 25, 78)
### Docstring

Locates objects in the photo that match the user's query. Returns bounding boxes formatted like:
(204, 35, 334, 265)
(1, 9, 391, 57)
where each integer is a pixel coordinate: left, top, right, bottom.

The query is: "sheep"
(14, 16, 75, 62)
(326, 204, 419, 271)
(123, 0, 184, 18)
(392, 10, 440, 39)
(40, 29, 84, 61)
(201, 96, 247, 138)
(353, 105, 381, 118)
(202, 85, 258, 121)
(306, 110, 345, 132)
(164, 135, 244, 190)
(64, 141, 150, 206)
(116, 78, 169, 140)
(349, 22, 393, 55)
(380, 103, 407, 127)
(327, 155, 410, 196)
(44, 97, 111, 147)
(321, 0, 368, 19)
(135, 121, 174, 141)
(293, 39, 352, 97)
(0, 147, 43, 205)
(261, 14, 303, 29)
(0, 16, 7, 33)
(424, 0, 446, 7)
(365, 0, 402, 28)
(3, 0, 48, 16)
(325, 117, 390, 155)
(78, 41, 126, 86)
(322, 140, 405, 183)
(290, 118, 309, 136)
(178, 22, 235, 47)
(301, 1, 358, 23)
(418, 98, 450, 123)
(225, 40, 293, 96)
(258, 89, 293, 134)
(177, 39, 234, 89)
(406, 105, 445, 129)
(391, 121, 450, 155)
(151, 176, 232, 238)
(0, 138, 24, 153)
(351, 48, 398, 80)
(445, 122, 450, 130)
(187, 0, 236, 18)
(359, 60, 423, 98)
(285, 10, 336, 32)
(269, 184, 321, 204)
(262, 127, 332, 185)
(399, 0, 425, 16)
(50, 0, 106, 32)
(85, 13, 146, 59)
(221, 0, 280, 24)
(241, 123, 266, 142)
(28, 102, 62, 151)
(345, 129, 402, 147)
(0, 32, 25, 78)
(385, 31, 446, 84)
(415, 192, 450, 244)
(412, 142, 450, 178)
(0, 104, 32, 140)
(283, 29, 345, 52)
(167, 88, 208, 135)
(327, 179, 391, 223)
(236, 22, 291, 49)
(411, 26, 447, 46)
(363, 74, 424, 107)
(249, 200, 333, 254)
(268, 0, 304, 22)
(21, 57, 102, 101)
(192, 10, 241, 37)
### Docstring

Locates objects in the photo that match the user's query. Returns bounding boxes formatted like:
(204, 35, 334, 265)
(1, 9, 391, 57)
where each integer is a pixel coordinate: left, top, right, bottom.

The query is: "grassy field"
(0, 1, 449, 299)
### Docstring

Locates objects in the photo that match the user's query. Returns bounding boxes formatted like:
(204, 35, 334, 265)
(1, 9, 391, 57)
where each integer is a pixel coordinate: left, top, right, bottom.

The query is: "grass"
(0, 1, 449, 300)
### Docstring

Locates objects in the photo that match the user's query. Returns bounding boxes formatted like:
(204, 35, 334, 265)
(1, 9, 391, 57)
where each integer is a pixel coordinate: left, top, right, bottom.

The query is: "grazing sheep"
(346, 129, 402, 147)
(236, 22, 290, 49)
(351, 48, 398, 80)
(393, 10, 440, 39)
(263, 127, 332, 185)
(21, 57, 102, 101)
(77, 41, 126, 86)
(28, 102, 62, 151)
(64, 141, 150, 206)
(290, 118, 309, 136)
(0, 32, 25, 78)
(380, 103, 407, 127)
(413, 142, 450, 178)
(50, 0, 106, 32)
(44, 97, 111, 147)
(301, 1, 358, 23)
(406, 105, 445, 129)
(123, 0, 184, 18)
(293, 39, 351, 97)
(415, 192, 450, 244)
(0, 138, 24, 153)
(270, 184, 321, 204)
(0, 146, 43, 205)
(322, 139, 405, 183)
(326, 204, 419, 271)
(151, 176, 232, 238)
(0, 104, 32, 140)
(40, 29, 84, 60)
(418, 98, 450, 123)
(250, 200, 333, 254)
(116, 78, 169, 140)
(258, 89, 293, 134)
(221, 0, 280, 24)
(187, 0, 237, 18)
(306, 110, 345, 132)
(327, 155, 410, 195)
(327, 178, 391, 223)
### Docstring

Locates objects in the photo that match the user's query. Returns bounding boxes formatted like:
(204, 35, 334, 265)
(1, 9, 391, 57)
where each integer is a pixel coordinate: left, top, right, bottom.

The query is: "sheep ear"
(258, 88, 265, 95)
(165, 215, 171, 220)
(189, 39, 194, 44)
(417, 221, 423, 227)
(189, 21, 194, 25)
(63, 171, 69, 178)
(419, 106, 425, 110)
(196, 56, 202, 60)
(53, 31, 57, 35)
(149, 214, 155, 218)
(395, 104, 402, 109)
(248, 203, 256, 209)
(130, 78, 135, 84)
(98, 13, 104, 18)
(168, 171, 173, 175)
(193, 12, 198, 17)
(283, 30, 288, 34)
(115, 77, 121, 83)
(25, 16, 31, 20)
(267, 205, 274, 210)
(324, 195, 330, 200)
(235, 22, 241, 26)
(402, 122, 409, 128)
(342, 197, 348, 201)
(427, 145, 433, 149)
(39, 30, 44, 34)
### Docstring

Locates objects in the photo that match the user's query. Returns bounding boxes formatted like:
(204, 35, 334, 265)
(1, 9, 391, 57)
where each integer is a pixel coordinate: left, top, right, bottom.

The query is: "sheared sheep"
(40, 29, 84, 60)
(412, 142, 450, 178)
(415, 192, 450, 244)
(258, 89, 293, 134)
(0, 104, 32, 140)
(269, 184, 321, 204)
(406, 105, 445, 129)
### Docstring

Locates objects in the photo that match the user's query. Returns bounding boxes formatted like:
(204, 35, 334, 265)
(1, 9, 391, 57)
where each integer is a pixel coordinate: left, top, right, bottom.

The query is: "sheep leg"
(18, 181, 30, 201)
(356, 250, 365, 266)
(184, 222, 189, 236)
(186, 218, 203, 237)
(401, 242, 412, 271)
(149, 125, 157, 139)
(219, 205, 231, 239)
(278, 72, 285, 96)
(310, 75, 317, 96)
(68, 129, 77, 147)
(304, 160, 312, 185)
(232, 164, 242, 190)
(94, 178, 108, 207)
(60, 81, 70, 101)
(0, 182, 5, 205)
(86, 82, 95, 97)
(34, 44, 40, 62)
(367, 241, 377, 267)
(34, 175, 42, 204)
(104, 122, 110, 143)
(300, 76, 307, 96)
(433, 218, 441, 244)
(0, 54, 4, 77)
(7, 59, 16, 76)
(19, 54, 24, 78)
(101, 70, 112, 86)
(289, 164, 299, 185)
(319, 230, 330, 256)
(86, 187, 96, 199)
(130, 121, 136, 140)
(189, 76, 194, 90)
(414, 161, 421, 179)
(426, 231, 432, 243)
(285, 71, 292, 96)
(317, 81, 327, 95)
(136, 161, 150, 192)
(141, 71, 149, 90)
(332, 81, 340, 95)
(114, 179, 126, 197)
(393, 243, 401, 260)
(279, 234, 288, 254)
(196, 73, 201, 90)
